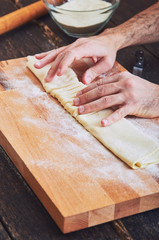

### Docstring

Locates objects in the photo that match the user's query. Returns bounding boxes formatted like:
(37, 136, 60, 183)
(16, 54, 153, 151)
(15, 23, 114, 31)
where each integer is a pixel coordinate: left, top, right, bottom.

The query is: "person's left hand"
(73, 71, 159, 126)
(34, 31, 119, 84)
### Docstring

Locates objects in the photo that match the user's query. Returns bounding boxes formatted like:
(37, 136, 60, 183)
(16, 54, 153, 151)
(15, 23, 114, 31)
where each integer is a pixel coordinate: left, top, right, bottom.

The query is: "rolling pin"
(0, 1, 48, 35)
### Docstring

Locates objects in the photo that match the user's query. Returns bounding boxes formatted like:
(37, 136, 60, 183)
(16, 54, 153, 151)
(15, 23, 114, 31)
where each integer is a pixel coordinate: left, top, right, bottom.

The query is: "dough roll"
(27, 56, 159, 169)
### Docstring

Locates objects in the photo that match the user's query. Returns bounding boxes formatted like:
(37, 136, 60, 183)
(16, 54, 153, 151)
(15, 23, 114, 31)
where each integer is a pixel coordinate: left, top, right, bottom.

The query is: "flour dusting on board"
(147, 164, 159, 181)
(1, 60, 159, 194)
(129, 117, 159, 142)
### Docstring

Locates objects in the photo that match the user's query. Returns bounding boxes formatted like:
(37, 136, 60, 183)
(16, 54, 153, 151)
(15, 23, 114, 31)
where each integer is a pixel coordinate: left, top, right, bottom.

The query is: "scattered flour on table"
(146, 164, 159, 180)
(129, 117, 159, 142)
(2, 67, 159, 192)
(21, 84, 159, 191)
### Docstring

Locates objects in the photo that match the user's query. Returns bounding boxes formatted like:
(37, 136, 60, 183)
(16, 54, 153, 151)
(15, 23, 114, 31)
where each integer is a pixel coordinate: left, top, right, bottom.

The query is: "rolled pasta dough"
(27, 56, 159, 169)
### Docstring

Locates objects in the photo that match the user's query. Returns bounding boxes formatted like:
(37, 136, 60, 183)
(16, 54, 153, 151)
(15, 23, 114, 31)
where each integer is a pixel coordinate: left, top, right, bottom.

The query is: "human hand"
(73, 72, 159, 126)
(34, 30, 119, 84)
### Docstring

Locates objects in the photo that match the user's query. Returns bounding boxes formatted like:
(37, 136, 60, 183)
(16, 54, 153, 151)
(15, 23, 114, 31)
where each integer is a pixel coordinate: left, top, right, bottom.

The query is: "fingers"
(34, 36, 117, 83)
(78, 94, 123, 114)
(35, 38, 86, 72)
(33, 35, 117, 83)
(34, 47, 65, 69)
(35, 50, 52, 60)
(92, 56, 98, 63)
(82, 57, 114, 84)
(56, 50, 77, 76)
(44, 45, 79, 81)
(45, 53, 65, 82)
(42, 43, 86, 80)
(76, 73, 121, 97)
(101, 105, 131, 126)
(74, 82, 119, 106)
(56, 44, 96, 76)
(44, 50, 75, 82)
(46, 46, 89, 79)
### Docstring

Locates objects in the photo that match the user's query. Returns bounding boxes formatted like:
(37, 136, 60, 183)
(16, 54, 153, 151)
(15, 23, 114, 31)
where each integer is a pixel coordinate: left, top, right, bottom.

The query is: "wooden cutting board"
(0, 58, 159, 233)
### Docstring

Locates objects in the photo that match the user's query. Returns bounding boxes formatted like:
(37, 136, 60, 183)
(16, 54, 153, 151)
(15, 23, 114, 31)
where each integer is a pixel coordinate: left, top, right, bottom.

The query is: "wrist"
(100, 26, 130, 51)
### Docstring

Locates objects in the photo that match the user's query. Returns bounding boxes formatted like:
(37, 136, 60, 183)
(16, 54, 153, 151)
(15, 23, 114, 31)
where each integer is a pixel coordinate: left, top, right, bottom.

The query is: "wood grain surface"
(0, 57, 158, 233)
(0, 0, 159, 239)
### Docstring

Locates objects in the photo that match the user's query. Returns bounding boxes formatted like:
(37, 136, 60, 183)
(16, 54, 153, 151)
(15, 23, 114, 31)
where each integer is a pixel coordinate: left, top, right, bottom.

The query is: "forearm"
(102, 1, 159, 50)
(35, 2, 159, 83)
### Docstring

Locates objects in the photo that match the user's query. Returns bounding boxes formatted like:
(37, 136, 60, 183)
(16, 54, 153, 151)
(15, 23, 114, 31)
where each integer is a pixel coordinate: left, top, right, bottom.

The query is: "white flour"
(1, 63, 159, 195)
(129, 117, 159, 142)
(52, 0, 112, 28)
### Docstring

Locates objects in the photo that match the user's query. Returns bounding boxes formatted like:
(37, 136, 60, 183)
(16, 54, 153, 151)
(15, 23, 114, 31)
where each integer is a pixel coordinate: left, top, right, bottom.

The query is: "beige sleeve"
(27, 55, 159, 169)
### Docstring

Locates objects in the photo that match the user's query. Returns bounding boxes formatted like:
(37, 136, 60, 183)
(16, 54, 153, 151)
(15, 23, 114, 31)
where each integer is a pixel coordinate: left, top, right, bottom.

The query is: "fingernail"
(101, 119, 108, 126)
(76, 91, 82, 96)
(34, 62, 40, 68)
(35, 55, 40, 59)
(85, 76, 91, 84)
(78, 106, 84, 114)
(45, 76, 50, 82)
(73, 98, 80, 106)
(57, 68, 61, 76)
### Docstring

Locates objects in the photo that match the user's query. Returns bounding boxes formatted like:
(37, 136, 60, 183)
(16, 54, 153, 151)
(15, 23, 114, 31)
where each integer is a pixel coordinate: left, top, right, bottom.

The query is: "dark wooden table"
(0, 0, 159, 239)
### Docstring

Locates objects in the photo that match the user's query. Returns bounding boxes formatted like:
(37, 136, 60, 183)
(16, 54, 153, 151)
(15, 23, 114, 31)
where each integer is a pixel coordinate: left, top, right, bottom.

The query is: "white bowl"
(43, 0, 120, 38)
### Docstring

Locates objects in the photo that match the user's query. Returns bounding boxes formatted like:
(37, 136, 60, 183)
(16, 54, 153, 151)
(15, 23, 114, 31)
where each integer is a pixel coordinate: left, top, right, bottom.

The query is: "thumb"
(82, 57, 114, 85)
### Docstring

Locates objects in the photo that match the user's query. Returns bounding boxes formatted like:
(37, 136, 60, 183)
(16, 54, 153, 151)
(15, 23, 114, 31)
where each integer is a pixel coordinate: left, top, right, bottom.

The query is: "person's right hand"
(34, 29, 120, 84)
(73, 71, 159, 126)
